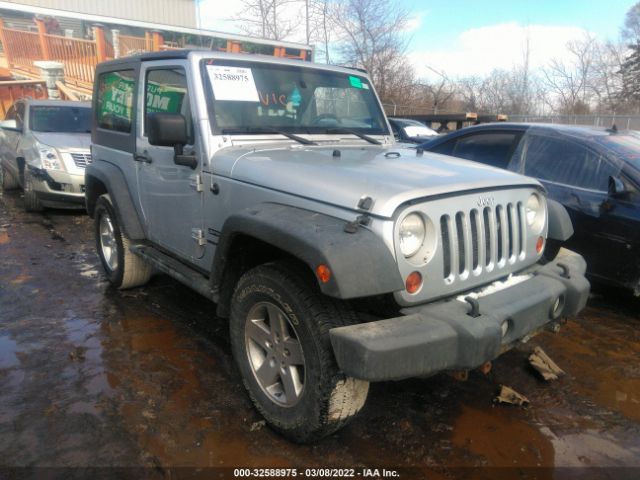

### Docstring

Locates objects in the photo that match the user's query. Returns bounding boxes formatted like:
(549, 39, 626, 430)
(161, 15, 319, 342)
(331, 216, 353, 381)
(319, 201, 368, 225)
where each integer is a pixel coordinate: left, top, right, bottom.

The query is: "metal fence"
(507, 114, 640, 131)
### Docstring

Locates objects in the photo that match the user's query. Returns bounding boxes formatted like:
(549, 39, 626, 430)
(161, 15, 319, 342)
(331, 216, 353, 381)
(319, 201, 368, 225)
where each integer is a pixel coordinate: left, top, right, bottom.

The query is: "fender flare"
(212, 204, 404, 299)
(547, 199, 574, 242)
(84, 161, 146, 240)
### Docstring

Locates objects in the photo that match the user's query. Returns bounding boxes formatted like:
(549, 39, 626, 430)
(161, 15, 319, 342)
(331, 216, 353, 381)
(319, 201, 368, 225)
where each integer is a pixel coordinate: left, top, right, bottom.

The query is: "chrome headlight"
(399, 213, 425, 258)
(38, 146, 64, 171)
(526, 193, 542, 226)
(525, 193, 545, 232)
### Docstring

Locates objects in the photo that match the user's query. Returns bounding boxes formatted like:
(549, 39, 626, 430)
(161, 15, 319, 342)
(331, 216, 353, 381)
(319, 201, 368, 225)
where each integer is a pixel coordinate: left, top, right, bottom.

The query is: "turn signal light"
(316, 264, 332, 283)
(536, 236, 545, 254)
(406, 271, 423, 294)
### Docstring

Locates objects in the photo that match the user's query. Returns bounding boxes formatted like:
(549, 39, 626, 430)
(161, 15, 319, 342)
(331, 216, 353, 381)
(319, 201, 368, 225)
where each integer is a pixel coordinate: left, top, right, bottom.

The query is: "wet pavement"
(0, 188, 639, 479)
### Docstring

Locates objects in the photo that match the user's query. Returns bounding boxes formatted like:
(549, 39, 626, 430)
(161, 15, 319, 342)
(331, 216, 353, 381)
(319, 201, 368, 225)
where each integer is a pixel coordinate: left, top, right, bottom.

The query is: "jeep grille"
(440, 202, 525, 282)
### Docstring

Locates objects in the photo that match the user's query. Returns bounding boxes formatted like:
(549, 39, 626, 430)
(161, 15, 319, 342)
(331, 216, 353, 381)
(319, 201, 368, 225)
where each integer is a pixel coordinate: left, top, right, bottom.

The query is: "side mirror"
(147, 112, 197, 169)
(147, 112, 188, 147)
(0, 119, 22, 132)
(608, 176, 627, 198)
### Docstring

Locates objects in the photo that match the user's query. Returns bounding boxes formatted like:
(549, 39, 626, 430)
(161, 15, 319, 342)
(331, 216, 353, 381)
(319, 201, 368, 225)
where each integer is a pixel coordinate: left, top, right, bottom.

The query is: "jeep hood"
(213, 145, 541, 218)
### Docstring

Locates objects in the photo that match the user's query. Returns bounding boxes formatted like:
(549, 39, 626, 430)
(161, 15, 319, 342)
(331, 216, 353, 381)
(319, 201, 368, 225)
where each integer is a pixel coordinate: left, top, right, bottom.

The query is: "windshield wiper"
(325, 128, 382, 145)
(221, 127, 317, 145)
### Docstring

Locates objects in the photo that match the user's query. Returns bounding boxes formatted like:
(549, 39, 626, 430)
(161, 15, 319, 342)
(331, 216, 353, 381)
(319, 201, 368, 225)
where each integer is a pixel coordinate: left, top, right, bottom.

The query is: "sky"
(196, 0, 638, 79)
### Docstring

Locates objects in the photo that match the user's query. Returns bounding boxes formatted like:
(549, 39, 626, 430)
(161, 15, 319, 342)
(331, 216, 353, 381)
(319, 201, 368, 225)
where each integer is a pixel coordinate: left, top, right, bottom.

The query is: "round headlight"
(399, 213, 425, 258)
(526, 193, 541, 226)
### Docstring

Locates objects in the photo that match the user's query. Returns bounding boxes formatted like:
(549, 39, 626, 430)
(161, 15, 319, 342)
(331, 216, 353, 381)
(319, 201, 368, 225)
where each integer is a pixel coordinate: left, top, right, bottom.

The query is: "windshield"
(404, 125, 437, 137)
(202, 59, 388, 135)
(30, 106, 91, 133)
(593, 134, 640, 170)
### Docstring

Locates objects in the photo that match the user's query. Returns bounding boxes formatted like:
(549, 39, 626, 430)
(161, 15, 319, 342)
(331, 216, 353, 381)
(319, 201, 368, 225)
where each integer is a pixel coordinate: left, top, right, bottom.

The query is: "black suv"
(420, 123, 640, 293)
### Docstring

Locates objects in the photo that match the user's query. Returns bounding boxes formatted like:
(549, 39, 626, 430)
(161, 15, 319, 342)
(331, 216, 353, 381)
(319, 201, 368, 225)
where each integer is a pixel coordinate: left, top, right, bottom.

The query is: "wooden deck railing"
(0, 79, 47, 117)
(1, 28, 42, 75)
(118, 34, 150, 57)
(0, 17, 312, 96)
(46, 34, 99, 87)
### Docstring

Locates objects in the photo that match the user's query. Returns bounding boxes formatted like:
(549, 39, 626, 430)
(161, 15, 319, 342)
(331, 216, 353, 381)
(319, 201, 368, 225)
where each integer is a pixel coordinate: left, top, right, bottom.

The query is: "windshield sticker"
(207, 65, 259, 102)
(349, 75, 364, 89)
(289, 86, 302, 107)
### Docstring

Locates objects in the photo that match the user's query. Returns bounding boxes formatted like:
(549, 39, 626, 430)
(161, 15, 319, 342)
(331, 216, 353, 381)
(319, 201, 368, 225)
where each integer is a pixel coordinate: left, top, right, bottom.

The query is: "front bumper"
(330, 249, 590, 381)
(29, 167, 85, 205)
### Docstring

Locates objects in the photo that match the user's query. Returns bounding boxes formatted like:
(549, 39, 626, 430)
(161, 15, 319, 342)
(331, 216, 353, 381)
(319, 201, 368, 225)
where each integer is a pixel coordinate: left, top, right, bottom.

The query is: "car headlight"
(399, 213, 425, 258)
(524, 193, 546, 233)
(38, 146, 64, 171)
(526, 193, 541, 226)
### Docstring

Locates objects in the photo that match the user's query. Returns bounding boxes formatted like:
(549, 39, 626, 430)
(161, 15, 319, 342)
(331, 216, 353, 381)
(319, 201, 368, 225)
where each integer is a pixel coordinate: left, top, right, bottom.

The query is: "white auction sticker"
(207, 65, 259, 102)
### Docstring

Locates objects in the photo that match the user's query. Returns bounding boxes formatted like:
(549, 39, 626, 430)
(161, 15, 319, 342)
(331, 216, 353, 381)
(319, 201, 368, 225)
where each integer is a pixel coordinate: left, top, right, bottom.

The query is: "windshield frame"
(29, 105, 92, 133)
(199, 58, 390, 137)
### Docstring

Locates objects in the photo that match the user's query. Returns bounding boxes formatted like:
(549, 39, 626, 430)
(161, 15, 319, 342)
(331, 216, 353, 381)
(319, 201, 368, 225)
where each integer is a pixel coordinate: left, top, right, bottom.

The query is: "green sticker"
(349, 75, 363, 89)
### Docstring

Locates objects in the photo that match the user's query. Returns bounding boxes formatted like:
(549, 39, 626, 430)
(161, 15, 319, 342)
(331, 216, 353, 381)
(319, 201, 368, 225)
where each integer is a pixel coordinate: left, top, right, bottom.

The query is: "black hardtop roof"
(96, 49, 191, 69)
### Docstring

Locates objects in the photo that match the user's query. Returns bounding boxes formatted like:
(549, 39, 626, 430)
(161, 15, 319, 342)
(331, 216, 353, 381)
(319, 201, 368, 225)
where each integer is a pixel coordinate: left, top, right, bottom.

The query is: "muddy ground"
(0, 189, 639, 480)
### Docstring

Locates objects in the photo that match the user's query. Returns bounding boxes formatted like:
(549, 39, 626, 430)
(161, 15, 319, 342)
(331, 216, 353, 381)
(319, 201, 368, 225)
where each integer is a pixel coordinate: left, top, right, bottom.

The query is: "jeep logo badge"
(477, 196, 495, 207)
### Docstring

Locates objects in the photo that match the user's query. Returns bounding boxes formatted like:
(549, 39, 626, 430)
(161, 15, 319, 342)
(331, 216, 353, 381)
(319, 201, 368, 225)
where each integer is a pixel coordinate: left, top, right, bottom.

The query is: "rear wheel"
(1, 163, 20, 191)
(23, 170, 43, 212)
(230, 261, 369, 443)
(94, 194, 152, 289)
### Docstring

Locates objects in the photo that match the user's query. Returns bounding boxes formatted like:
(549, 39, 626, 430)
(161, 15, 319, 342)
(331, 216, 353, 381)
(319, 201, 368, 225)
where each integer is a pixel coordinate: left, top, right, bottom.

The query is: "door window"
(524, 135, 620, 191)
(452, 132, 520, 169)
(144, 68, 192, 139)
(96, 69, 136, 133)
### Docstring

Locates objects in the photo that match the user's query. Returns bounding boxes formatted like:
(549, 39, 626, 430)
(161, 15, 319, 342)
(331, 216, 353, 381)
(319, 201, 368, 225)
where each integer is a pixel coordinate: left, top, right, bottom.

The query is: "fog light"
(536, 236, 545, 254)
(405, 271, 423, 294)
(316, 264, 331, 283)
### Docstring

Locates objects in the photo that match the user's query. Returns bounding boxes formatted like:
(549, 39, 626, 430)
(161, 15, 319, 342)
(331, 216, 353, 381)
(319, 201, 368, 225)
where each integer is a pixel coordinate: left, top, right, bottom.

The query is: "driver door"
(135, 62, 205, 263)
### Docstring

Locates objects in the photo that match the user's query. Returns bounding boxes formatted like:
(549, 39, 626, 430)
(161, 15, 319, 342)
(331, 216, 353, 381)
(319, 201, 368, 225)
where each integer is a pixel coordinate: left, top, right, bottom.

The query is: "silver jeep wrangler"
(86, 50, 590, 442)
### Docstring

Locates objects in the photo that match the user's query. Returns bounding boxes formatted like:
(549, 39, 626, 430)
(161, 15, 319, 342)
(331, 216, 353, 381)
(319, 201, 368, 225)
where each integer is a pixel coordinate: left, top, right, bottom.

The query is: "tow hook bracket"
(557, 263, 571, 279)
(464, 296, 481, 317)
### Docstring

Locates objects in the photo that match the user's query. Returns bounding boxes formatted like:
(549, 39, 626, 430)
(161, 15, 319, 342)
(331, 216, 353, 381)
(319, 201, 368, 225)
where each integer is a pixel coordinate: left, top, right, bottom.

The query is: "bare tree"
(541, 33, 598, 114)
(234, 0, 298, 40)
(307, 0, 333, 63)
(330, 0, 414, 103)
(416, 67, 458, 113)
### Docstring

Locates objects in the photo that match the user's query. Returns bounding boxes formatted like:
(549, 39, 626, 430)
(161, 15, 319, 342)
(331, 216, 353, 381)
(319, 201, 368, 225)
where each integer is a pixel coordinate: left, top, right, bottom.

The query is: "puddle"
(540, 317, 640, 421)
(452, 405, 554, 468)
(0, 334, 19, 368)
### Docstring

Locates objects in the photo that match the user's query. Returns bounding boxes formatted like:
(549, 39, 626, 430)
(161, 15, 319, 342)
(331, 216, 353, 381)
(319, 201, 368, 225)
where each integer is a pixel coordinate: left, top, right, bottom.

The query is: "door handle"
(134, 151, 152, 163)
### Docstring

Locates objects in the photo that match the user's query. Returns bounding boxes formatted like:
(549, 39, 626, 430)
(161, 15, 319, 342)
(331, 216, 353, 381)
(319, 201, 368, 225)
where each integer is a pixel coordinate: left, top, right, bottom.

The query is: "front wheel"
(230, 261, 369, 443)
(94, 194, 152, 289)
(1, 164, 19, 191)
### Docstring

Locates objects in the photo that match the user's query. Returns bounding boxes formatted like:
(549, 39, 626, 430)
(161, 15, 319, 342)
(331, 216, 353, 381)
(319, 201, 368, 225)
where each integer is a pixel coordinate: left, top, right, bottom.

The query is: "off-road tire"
(230, 260, 369, 443)
(23, 170, 43, 212)
(94, 194, 152, 289)
(1, 163, 20, 191)
(543, 239, 562, 264)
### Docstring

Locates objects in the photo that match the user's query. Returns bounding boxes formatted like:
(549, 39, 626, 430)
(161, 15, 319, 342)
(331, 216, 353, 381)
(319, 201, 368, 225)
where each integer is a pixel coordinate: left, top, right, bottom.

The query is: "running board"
(130, 244, 217, 301)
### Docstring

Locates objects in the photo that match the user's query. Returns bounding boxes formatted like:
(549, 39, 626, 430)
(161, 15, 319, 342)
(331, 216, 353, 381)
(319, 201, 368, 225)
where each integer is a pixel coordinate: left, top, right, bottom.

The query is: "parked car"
(388, 117, 438, 143)
(419, 122, 640, 293)
(0, 99, 92, 211)
(86, 51, 588, 442)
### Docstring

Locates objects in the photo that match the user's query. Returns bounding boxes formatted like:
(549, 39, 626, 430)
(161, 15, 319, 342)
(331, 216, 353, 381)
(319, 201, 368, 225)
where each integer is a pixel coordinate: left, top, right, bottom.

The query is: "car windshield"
(203, 59, 388, 135)
(30, 106, 91, 133)
(593, 134, 640, 170)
